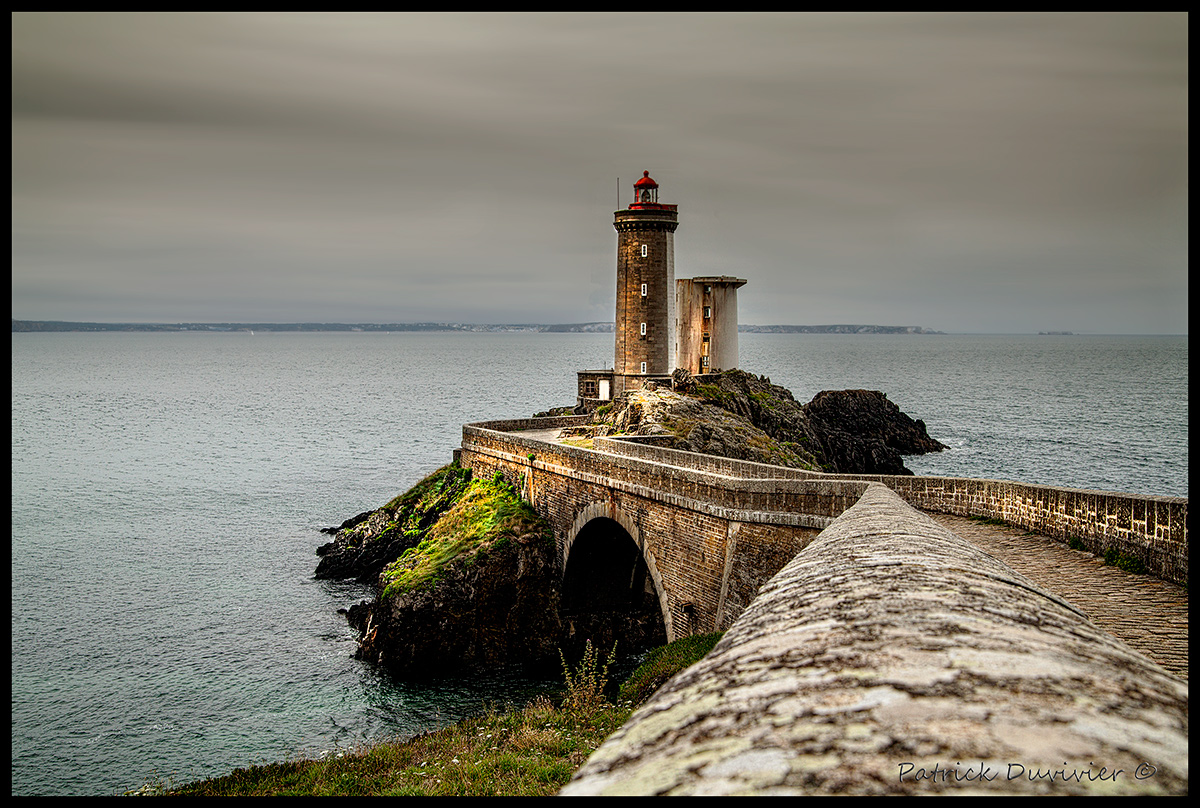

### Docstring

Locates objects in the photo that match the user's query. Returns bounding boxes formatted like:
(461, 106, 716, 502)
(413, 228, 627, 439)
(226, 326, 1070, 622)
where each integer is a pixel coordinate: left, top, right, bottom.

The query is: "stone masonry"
(613, 207, 677, 396)
(561, 485, 1188, 796)
(459, 416, 852, 639)
(458, 416, 1187, 640)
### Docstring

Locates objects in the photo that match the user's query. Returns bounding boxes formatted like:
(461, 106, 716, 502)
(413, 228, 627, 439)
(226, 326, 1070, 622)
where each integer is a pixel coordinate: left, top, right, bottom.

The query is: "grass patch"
(163, 634, 723, 796)
(1103, 547, 1147, 575)
(619, 632, 723, 706)
(382, 464, 470, 516)
(558, 436, 595, 449)
(695, 383, 733, 406)
(163, 696, 631, 797)
(380, 474, 549, 597)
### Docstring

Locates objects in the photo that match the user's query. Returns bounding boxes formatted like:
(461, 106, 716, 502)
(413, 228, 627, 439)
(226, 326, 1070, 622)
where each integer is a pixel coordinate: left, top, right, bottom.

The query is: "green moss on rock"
(380, 475, 550, 598)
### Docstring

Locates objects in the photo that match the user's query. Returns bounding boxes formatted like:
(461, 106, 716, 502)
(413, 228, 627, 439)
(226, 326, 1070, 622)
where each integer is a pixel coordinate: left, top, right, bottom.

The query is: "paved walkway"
(929, 513, 1189, 680)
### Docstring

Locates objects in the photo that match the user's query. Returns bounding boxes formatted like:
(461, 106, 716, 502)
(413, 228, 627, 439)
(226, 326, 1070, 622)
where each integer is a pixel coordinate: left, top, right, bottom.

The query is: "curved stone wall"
(561, 484, 1188, 796)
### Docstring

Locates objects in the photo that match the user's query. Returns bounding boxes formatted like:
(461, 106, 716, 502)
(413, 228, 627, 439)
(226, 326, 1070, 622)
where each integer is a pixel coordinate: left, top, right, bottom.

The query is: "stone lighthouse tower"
(575, 170, 746, 409)
(612, 170, 678, 397)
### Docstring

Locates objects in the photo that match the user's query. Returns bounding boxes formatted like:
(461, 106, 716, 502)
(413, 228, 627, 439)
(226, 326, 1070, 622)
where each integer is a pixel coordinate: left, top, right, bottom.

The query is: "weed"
(1103, 547, 1147, 575)
(559, 640, 617, 718)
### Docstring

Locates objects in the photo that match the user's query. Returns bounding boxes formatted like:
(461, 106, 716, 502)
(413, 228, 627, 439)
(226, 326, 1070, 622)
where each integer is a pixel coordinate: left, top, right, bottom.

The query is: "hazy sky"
(12, 12, 1188, 332)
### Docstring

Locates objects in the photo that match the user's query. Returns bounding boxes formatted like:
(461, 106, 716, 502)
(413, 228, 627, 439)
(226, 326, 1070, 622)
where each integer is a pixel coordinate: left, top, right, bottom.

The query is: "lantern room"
(629, 170, 676, 210)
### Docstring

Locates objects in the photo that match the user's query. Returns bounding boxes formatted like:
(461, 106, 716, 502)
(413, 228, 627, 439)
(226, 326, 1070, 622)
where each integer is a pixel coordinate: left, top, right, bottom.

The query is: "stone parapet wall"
(561, 485, 1189, 796)
(596, 435, 816, 481)
(470, 414, 592, 432)
(833, 474, 1188, 586)
(556, 430, 1187, 586)
(462, 422, 864, 527)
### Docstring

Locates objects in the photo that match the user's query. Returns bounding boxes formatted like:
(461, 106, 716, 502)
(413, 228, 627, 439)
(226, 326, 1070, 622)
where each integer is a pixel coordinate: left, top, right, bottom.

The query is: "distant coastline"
(11, 319, 941, 335)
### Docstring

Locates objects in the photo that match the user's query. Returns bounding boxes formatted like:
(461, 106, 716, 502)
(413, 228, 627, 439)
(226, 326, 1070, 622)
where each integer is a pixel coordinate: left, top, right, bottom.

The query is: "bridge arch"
(562, 500, 674, 646)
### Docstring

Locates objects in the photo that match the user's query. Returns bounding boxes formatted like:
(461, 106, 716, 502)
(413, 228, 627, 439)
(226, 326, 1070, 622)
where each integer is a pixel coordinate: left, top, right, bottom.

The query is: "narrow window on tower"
(640, 362, 647, 374)
(640, 322, 647, 336)
(641, 244, 648, 258)
(641, 283, 647, 297)
(704, 306, 712, 319)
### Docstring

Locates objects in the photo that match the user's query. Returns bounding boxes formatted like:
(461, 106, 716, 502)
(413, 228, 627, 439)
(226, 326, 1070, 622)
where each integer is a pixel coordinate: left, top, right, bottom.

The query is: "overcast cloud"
(11, 12, 1188, 332)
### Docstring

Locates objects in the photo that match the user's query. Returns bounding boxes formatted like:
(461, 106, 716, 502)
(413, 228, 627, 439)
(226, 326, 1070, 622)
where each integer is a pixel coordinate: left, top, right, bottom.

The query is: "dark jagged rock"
(532, 405, 583, 418)
(804, 389, 948, 475)
(319, 509, 374, 536)
(806, 389, 946, 454)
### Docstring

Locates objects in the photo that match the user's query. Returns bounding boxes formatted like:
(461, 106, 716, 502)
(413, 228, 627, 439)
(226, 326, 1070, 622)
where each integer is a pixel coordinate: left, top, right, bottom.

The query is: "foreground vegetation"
(155, 634, 722, 796)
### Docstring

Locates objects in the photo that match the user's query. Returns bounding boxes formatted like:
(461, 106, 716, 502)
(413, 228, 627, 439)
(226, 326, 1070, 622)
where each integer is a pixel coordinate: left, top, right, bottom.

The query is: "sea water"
(10, 331, 1187, 795)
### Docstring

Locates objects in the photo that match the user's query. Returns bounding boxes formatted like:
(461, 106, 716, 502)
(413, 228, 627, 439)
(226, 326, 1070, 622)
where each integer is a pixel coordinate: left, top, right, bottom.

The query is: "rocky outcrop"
(348, 528, 564, 676)
(318, 466, 567, 677)
(591, 383, 822, 470)
(805, 388, 947, 463)
(315, 465, 472, 582)
(592, 370, 945, 475)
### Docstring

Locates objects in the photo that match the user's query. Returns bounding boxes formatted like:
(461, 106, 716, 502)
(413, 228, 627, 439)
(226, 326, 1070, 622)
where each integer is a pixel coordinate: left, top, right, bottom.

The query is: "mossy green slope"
(380, 473, 551, 598)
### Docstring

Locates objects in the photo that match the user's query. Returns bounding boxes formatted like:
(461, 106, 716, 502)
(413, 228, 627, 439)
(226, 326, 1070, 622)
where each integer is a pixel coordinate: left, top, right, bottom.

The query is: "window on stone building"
(641, 244, 648, 257)
(641, 283, 647, 297)
(640, 322, 646, 336)
(640, 362, 647, 373)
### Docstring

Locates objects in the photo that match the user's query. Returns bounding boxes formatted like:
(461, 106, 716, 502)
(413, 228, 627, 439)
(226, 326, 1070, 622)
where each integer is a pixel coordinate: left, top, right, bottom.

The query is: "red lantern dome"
(629, 170, 675, 210)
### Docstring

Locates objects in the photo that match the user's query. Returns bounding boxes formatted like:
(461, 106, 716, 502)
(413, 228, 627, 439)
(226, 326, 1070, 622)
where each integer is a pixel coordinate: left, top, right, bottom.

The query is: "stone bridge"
(459, 415, 857, 642)
(458, 414, 1187, 644)
(459, 414, 1188, 794)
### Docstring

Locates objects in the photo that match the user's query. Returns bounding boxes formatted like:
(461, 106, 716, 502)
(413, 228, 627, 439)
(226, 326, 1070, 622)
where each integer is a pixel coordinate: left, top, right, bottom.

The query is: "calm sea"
(10, 331, 1188, 795)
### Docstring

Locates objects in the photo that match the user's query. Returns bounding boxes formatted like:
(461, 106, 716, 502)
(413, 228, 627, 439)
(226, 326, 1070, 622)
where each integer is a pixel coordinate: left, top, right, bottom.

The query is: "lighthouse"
(575, 171, 746, 408)
(612, 170, 678, 397)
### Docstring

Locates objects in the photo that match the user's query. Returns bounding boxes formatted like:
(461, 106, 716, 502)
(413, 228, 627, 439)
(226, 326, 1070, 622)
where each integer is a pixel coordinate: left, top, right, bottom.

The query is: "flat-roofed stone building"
(676, 276, 747, 376)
